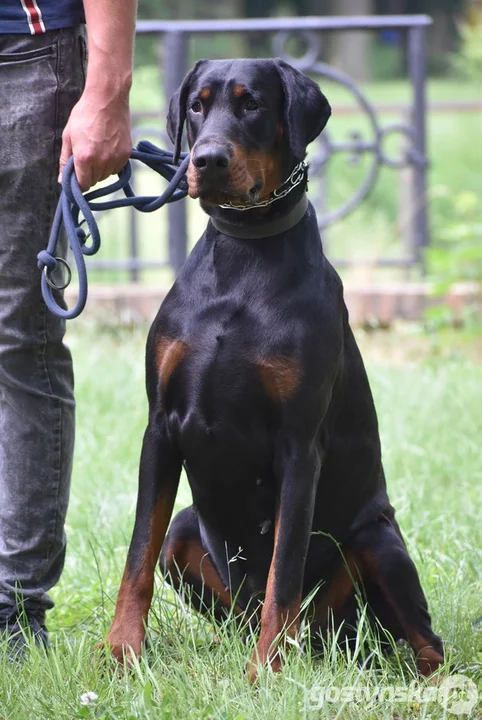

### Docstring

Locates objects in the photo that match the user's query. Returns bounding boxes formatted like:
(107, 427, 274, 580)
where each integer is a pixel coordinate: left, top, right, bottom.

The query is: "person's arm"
(59, 0, 137, 191)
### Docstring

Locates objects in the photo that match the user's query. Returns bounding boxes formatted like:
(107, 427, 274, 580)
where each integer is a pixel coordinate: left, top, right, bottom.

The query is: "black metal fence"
(89, 14, 432, 280)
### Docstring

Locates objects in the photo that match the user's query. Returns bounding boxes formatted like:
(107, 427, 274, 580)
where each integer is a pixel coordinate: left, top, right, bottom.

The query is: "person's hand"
(59, 84, 132, 191)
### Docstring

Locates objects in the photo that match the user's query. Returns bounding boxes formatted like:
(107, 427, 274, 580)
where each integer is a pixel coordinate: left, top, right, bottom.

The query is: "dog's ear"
(166, 60, 205, 163)
(275, 59, 331, 162)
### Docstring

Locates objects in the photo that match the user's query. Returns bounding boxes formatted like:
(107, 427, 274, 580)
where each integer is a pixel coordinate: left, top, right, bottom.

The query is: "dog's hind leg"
(353, 517, 444, 676)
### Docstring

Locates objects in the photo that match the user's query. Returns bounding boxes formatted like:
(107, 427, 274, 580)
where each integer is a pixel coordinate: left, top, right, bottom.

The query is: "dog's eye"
(245, 99, 260, 112)
(191, 101, 202, 113)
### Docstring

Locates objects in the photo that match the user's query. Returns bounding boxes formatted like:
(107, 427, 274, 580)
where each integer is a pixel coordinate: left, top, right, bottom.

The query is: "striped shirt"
(0, 1, 85, 35)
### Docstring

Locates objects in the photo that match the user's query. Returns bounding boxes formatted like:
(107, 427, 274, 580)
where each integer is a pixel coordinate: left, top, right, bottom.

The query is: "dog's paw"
(96, 628, 144, 665)
(416, 647, 445, 679)
(246, 644, 282, 683)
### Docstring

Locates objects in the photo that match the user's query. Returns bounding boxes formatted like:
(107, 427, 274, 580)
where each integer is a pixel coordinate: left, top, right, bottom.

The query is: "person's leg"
(0, 27, 86, 637)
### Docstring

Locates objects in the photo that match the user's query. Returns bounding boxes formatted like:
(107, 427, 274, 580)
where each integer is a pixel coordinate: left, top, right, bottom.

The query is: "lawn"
(0, 325, 481, 719)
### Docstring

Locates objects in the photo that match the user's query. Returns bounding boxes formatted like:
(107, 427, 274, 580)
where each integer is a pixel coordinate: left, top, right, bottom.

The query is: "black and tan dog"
(104, 58, 444, 681)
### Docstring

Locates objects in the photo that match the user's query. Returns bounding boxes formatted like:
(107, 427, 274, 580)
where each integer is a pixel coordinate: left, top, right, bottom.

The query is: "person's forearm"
(83, 0, 137, 97)
(59, 0, 138, 189)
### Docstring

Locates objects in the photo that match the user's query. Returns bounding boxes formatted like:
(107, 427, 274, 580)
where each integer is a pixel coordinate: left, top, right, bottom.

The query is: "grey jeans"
(0, 27, 85, 613)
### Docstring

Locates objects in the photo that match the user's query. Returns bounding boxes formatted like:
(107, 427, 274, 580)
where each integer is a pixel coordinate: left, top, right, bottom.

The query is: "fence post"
(163, 31, 188, 275)
(408, 25, 429, 273)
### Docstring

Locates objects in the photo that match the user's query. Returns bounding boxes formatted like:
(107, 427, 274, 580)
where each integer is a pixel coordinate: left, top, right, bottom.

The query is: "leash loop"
(37, 141, 189, 320)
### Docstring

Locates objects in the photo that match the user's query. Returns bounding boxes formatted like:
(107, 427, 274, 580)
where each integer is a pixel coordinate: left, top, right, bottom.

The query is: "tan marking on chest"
(255, 356, 300, 401)
(155, 337, 188, 387)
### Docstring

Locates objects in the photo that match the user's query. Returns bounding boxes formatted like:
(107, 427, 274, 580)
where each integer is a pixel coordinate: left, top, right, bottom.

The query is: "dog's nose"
(192, 145, 230, 174)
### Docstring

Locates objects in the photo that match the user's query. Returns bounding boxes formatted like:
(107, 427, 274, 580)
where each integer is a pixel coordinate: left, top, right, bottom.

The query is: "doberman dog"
(104, 58, 444, 681)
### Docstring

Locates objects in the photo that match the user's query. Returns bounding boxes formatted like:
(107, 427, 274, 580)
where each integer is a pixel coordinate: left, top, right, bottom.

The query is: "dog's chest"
(174, 296, 281, 417)
(155, 228, 335, 483)
(157, 292, 294, 483)
(178, 287, 304, 408)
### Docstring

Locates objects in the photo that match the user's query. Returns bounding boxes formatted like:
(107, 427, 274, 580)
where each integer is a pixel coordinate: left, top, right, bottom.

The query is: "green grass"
(0, 326, 481, 719)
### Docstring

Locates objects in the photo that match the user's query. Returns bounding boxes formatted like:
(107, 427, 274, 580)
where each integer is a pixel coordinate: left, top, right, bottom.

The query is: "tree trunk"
(332, 0, 373, 81)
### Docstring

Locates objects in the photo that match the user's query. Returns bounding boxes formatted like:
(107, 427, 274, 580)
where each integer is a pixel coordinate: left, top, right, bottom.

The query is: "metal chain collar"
(219, 161, 307, 211)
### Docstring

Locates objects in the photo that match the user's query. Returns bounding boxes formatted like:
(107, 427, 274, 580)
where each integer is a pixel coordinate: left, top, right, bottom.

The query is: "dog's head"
(167, 58, 331, 206)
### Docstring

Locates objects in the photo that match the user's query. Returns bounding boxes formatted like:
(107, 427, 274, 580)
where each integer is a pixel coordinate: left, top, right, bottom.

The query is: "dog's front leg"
(247, 443, 321, 683)
(104, 421, 181, 662)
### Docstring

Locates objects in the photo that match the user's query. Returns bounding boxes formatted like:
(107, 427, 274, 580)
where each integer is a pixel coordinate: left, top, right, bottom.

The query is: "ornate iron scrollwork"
(273, 30, 427, 229)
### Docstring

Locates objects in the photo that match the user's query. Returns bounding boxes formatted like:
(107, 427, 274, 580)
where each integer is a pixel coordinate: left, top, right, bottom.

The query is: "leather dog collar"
(210, 192, 309, 239)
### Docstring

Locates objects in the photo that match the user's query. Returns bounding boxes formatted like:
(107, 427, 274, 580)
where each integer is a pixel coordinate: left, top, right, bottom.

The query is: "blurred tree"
(425, 0, 465, 68)
(331, 0, 373, 80)
(376, 0, 468, 73)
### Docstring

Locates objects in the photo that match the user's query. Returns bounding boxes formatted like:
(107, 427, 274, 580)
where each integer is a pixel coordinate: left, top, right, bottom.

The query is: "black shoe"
(0, 606, 49, 659)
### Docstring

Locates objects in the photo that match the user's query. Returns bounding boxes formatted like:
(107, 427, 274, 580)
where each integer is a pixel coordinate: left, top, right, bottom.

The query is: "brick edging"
(65, 282, 481, 325)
